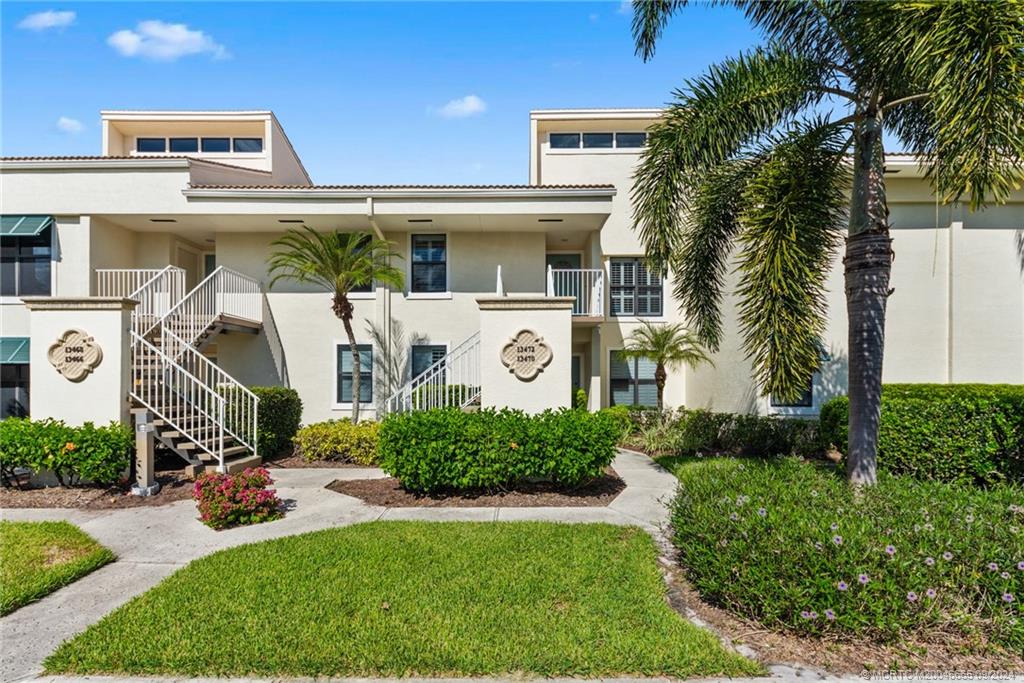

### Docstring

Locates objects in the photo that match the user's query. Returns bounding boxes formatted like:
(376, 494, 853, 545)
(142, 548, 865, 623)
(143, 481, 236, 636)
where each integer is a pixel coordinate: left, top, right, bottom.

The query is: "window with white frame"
(336, 344, 372, 404)
(411, 344, 446, 378)
(609, 351, 657, 407)
(609, 258, 662, 317)
(410, 234, 447, 293)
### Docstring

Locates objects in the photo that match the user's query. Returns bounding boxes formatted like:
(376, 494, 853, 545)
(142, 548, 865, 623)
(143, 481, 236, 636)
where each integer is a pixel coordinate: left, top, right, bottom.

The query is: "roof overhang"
(182, 185, 616, 200)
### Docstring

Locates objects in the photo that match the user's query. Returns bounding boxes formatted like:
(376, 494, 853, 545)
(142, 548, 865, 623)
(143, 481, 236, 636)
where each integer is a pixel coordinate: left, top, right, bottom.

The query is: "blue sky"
(2, 2, 760, 184)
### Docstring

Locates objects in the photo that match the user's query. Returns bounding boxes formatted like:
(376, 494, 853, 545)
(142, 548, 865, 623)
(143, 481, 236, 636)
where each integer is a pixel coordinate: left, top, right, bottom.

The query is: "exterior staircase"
(383, 331, 481, 414)
(98, 265, 263, 473)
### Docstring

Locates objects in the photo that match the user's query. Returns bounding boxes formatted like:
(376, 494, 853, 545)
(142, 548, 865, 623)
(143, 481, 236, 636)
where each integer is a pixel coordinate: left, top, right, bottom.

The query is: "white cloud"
(432, 95, 487, 119)
(589, 13, 600, 22)
(107, 20, 229, 61)
(617, 0, 632, 15)
(18, 10, 76, 31)
(56, 116, 83, 134)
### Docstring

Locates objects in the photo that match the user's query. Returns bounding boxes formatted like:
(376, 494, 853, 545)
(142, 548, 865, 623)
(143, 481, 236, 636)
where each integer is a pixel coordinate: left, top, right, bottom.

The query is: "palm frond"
(734, 123, 848, 401)
(267, 227, 404, 299)
(886, 0, 1024, 209)
(620, 321, 714, 371)
(671, 157, 761, 351)
(735, 0, 849, 67)
(632, 45, 831, 272)
(631, 0, 690, 61)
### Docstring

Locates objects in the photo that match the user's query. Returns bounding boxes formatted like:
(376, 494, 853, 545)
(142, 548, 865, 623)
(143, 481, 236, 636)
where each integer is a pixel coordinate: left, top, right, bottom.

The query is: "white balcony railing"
(546, 267, 604, 317)
(96, 268, 182, 298)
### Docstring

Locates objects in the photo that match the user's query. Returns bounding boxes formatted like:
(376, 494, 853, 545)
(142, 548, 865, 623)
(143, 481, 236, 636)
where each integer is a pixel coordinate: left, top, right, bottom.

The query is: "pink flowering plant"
(192, 467, 283, 530)
(669, 457, 1022, 651)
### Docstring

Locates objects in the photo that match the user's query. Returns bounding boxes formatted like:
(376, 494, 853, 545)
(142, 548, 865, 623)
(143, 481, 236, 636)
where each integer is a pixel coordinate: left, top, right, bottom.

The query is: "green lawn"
(45, 521, 761, 678)
(0, 520, 115, 615)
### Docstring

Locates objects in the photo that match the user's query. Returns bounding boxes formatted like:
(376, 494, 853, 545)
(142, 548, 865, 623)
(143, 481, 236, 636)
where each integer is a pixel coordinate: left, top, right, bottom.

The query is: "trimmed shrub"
(192, 467, 283, 530)
(598, 406, 633, 441)
(820, 384, 1024, 484)
(251, 387, 302, 456)
(668, 457, 1023, 649)
(0, 419, 132, 486)
(675, 410, 732, 454)
(293, 420, 380, 465)
(379, 408, 619, 493)
(674, 410, 823, 458)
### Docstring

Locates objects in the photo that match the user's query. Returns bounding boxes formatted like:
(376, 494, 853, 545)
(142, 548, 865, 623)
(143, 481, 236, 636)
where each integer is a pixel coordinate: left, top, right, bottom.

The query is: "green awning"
(1, 215, 53, 236)
(0, 338, 30, 364)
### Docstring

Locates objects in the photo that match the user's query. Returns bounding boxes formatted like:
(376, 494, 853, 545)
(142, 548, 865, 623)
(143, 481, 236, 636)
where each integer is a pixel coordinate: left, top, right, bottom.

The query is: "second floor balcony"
(546, 266, 604, 321)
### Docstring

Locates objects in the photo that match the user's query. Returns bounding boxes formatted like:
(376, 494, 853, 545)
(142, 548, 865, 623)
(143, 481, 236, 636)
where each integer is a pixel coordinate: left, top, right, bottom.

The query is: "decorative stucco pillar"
(476, 296, 573, 414)
(22, 297, 135, 427)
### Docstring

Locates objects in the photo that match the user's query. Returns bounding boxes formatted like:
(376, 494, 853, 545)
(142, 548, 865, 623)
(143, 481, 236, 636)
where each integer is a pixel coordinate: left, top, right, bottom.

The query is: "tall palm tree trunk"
(844, 109, 892, 486)
(334, 293, 361, 423)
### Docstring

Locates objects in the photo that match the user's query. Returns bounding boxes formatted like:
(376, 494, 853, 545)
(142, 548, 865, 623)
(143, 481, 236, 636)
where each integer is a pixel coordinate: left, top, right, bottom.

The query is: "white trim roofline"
(530, 108, 664, 121)
(101, 110, 273, 120)
(183, 185, 617, 200)
(0, 156, 274, 175)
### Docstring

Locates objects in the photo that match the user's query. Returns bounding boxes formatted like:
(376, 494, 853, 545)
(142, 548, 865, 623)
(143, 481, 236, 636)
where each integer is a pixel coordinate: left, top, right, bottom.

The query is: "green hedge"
(251, 387, 302, 456)
(293, 420, 380, 465)
(379, 408, 619, 493)
(0, 419, 133, 486)
(820, 384, 1024, 484)
(668, 457, 1023, 649)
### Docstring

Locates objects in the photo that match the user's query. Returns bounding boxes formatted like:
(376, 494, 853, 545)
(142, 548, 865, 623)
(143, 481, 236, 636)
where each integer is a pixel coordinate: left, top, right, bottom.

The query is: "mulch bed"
(327, 469, 625, 507)
(0, 457, 194, 510)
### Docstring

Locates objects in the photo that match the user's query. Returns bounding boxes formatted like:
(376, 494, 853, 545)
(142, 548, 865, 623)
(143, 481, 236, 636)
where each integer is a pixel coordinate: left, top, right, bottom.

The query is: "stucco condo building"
(1, 109, 1022, 469)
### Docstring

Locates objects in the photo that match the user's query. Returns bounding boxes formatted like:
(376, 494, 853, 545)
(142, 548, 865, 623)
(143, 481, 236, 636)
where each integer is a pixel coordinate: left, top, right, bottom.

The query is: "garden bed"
(658, 454, 1024, 671)
(0, 458, 193, 510)
(327, 469, 624, 507)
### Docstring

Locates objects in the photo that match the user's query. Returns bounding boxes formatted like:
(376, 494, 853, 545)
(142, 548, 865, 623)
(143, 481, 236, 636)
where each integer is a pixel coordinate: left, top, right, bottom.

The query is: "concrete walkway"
(0, 450, 678, 682)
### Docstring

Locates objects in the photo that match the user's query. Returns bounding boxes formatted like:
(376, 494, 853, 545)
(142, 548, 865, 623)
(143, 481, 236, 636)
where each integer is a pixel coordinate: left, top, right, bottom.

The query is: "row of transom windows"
(135, 137, 263, 154)
(548, 132, 648, 149)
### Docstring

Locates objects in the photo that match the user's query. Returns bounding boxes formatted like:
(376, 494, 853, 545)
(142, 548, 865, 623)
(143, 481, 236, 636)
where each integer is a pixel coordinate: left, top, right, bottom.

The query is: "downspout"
(366, 197, 391, 401)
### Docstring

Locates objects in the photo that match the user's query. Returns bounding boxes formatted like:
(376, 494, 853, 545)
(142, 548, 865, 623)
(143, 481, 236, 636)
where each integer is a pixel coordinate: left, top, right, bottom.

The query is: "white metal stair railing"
(384, 331, 481, 414)
(546, 266, 605, 317)
(95, 266, 187, 340)
(130, 331, 229, 470)
(104, 265, 263, 468)
(161, 266, 263, 346)
(159, 328, 259, 456)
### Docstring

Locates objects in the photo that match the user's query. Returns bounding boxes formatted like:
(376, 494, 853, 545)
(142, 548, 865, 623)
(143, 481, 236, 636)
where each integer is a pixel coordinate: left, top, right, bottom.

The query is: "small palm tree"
(620, 321, 713, 412)
(268, 228, 403, 422)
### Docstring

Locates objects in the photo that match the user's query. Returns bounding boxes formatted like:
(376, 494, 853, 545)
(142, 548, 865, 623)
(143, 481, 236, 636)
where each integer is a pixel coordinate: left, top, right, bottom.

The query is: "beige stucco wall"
(210, 229, 551, 424)
(683, 200, 1024, 415)
(25, 299, 133, 426)
(478, 298, 573, 413)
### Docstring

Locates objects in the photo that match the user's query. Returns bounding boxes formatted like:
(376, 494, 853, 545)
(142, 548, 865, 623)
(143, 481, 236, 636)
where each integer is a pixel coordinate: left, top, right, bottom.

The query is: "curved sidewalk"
(0, 450, 677, 682)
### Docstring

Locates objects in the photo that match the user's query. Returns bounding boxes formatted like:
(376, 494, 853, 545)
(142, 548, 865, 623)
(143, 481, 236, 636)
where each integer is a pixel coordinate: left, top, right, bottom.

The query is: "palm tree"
(620, 321, 713, 412)
(268, 228, 404, 422)
(629, 1, 1024, 485)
